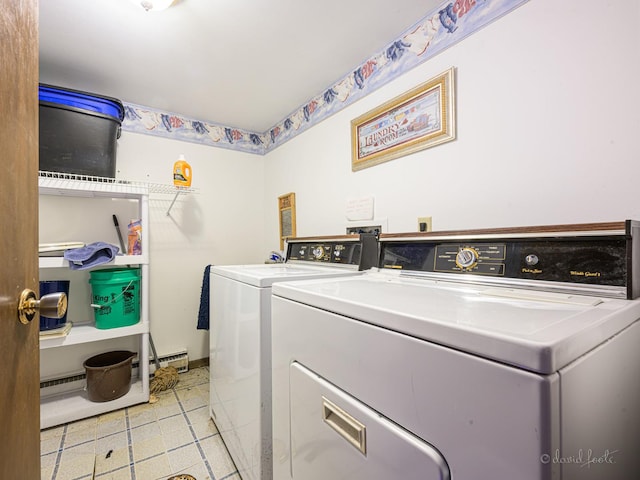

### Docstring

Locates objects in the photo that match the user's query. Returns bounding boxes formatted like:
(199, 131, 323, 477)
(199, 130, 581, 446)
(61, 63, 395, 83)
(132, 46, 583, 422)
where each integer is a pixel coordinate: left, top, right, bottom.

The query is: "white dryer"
(271, 221, 640, 480)
(209, 234, 377, 480)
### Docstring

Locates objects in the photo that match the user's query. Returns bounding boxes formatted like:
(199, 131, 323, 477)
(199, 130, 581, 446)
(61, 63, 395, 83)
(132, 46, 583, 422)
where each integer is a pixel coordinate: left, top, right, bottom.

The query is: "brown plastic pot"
(83, 350, 136, 402)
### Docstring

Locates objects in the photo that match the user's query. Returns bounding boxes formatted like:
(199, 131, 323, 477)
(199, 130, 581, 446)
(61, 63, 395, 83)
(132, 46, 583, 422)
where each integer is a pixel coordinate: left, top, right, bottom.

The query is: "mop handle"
(112, 215, 127, 254)
(149, 334, 161, 370)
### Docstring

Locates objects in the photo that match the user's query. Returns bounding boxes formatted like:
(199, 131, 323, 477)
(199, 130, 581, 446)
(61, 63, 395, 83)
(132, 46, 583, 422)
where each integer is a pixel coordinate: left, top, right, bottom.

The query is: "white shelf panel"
(39, 254, 148, 269)
(39, 174, 147, 198)
(40, 379, 148, 429)
(38, 172, 153, 427)
(40, 322, 149, 350)
(38, 171, 197, 198)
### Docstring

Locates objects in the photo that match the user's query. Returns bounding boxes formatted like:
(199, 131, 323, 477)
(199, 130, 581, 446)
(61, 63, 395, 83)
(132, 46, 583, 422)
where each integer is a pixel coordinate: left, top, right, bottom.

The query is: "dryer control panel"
(377, 220, 640, 299)
(381, 238, 628, 286)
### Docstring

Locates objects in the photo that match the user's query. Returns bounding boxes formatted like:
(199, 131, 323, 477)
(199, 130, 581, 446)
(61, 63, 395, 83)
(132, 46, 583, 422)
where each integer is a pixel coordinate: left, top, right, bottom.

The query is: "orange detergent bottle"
(173, 155, 192, 187)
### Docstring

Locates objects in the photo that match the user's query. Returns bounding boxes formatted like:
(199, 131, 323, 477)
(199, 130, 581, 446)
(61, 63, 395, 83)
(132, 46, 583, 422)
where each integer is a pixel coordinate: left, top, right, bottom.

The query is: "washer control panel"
(287, 242, 362, 265)
(286, 234, 379, 270)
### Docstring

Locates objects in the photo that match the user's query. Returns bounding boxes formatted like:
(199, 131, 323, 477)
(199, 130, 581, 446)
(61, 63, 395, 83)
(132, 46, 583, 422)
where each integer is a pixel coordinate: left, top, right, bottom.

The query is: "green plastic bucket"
(89, 268, 140, 329)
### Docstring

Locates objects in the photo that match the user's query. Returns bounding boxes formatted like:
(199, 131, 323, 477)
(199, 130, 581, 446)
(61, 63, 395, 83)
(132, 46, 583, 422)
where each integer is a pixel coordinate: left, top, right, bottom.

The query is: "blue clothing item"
(197, 265, 211, 330)
(63, 242, 119, 270)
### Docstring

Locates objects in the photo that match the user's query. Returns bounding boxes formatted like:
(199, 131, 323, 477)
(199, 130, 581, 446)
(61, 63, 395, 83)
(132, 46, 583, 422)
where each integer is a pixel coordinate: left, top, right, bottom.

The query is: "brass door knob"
(18, 289, 68, 325)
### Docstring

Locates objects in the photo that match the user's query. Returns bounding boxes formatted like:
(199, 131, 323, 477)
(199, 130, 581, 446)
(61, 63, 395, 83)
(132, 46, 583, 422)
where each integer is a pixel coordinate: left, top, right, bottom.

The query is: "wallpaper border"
(121, 0, 529, 155)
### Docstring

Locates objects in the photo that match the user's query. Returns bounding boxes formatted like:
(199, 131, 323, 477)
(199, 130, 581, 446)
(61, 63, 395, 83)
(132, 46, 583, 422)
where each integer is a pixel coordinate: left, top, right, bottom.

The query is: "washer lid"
(272, 270, 640, 374)
(211, 263, 360, 287)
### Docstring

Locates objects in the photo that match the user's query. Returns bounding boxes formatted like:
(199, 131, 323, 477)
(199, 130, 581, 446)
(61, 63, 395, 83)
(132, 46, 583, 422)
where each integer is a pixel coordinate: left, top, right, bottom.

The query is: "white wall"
(116, 134, 266, 361)
(40, 132, 265, 367)
(263, 0, 640, 241)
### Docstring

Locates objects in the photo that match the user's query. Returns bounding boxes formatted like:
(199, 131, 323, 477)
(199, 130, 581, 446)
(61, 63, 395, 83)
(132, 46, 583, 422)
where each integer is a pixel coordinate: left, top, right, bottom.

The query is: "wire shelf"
(38, 171, 198, 196)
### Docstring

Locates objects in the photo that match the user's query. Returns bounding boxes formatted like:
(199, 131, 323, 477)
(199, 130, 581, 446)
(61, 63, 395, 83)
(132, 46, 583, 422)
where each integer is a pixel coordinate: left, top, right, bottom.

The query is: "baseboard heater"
(40, 349, 189, 392)
(149, 348, 189, 374)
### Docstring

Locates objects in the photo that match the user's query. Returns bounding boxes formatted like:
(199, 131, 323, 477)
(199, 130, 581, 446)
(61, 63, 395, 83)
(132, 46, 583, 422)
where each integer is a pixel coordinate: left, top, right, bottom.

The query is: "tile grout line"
(127, 392, 216, 471)
(50, 424, 68, 480)
(95, 464, 132, 478)
(124, 407, 137, 480)
(218, 472, 238, 480)
(190, 374, 235, 479)
(96, 426, 127, 442)
(59, 436, 96, 451)
(172, 388, 223, 480)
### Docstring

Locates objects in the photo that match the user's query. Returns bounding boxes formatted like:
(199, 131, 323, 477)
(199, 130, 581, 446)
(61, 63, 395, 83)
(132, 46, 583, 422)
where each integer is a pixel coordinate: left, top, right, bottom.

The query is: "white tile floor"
(40, 367, 240, 480)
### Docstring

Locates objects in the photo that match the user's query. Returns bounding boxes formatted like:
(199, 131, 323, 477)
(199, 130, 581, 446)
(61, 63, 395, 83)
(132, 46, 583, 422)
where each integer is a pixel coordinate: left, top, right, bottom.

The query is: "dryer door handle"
(322, 396, 367, 455)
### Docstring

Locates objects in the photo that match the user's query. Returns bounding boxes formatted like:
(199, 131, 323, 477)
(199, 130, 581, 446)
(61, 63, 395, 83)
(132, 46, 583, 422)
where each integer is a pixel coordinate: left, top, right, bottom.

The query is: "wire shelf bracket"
(38, 171, 197, 216)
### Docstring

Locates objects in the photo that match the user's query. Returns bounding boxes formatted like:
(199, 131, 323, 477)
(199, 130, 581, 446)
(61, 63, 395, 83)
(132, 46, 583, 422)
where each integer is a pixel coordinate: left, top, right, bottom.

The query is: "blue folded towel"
(64, 242, 119, 270)
(197, 265, 211, 330)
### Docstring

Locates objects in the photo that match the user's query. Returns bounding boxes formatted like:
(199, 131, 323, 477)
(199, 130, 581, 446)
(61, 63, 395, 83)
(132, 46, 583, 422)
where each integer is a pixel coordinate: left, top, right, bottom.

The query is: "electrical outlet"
(418, 216, 432, 232)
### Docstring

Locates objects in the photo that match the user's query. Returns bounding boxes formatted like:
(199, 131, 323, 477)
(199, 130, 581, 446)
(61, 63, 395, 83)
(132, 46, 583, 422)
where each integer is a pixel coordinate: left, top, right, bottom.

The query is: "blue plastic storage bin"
(39, 84, 124, 178)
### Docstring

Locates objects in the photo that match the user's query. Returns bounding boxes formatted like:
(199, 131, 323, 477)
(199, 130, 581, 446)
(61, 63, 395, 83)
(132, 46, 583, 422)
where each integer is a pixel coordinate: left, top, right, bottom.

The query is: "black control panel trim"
(285, 234, 378, 270)
(380, 235, 631, 292)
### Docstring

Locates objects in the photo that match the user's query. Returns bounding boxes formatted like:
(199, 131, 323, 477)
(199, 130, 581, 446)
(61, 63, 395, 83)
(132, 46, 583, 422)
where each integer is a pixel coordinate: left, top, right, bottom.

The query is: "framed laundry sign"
(278, 192, 296, 250)
(351, 67, 456, 171)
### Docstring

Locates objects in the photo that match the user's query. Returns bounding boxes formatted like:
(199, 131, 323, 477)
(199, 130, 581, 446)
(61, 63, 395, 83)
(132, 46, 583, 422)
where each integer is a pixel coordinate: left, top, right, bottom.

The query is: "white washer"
(209, 234, 377, 480)
(271, 222, 640, 480)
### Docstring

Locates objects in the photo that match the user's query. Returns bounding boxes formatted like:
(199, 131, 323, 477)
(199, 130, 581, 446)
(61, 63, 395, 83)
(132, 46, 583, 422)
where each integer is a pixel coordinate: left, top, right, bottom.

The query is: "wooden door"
(0, 0, 41, 478)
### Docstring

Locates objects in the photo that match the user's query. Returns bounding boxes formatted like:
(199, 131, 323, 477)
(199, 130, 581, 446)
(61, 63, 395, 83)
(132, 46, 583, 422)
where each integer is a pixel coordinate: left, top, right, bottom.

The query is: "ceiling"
(39, 0, 441, 133)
